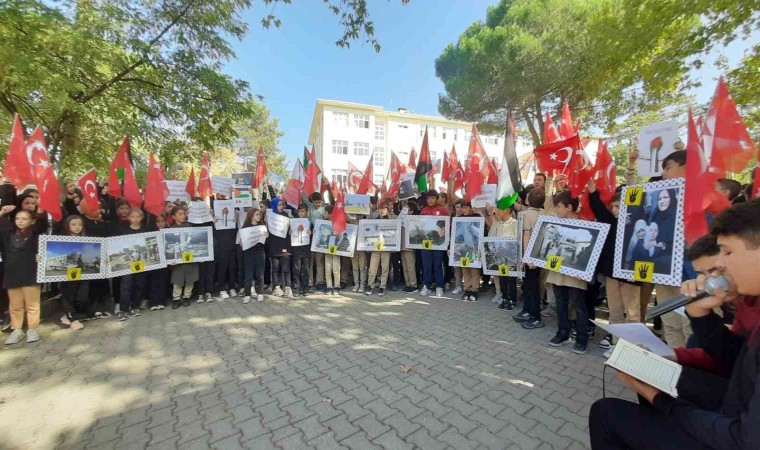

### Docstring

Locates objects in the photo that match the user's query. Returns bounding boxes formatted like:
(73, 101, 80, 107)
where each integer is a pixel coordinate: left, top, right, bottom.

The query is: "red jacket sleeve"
(673, 347, 728, 377)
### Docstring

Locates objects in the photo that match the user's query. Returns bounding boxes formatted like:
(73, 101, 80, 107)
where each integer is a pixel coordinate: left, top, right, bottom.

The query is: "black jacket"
(589, 191, 637, 285)
(653, 311, 760, 449)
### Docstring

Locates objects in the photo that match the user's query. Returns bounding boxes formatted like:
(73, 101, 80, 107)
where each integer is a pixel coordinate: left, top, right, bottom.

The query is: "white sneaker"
(257, 294, 264, 302)
(352, 284, 360, 292)
(4, 329, 25, 345)
(274, 286, 284, 297)
(603, 346, 614, 359)
(435, 288, 444, 297)
(150, 306, 158, 311)
(26, 329, 40, 343)
(205, 293, 214, 303)
(451, 286, 462, 295)
(284, 287, 295, 298)
(196, 295, 204, 303)
(157, 305, 166, 310)
(243, 296, 251, 304)
(420, 286, 430, 296)
(219, 291, 230, 300)
(232, 289, 241, 297)
(60, 314, 71, 326)
(491, 293, 501, 303)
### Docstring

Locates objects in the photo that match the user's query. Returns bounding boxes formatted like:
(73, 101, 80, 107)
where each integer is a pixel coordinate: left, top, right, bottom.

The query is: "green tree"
(435, 0, 757, 146)
(232, 100, 287, 178)
(0, 0, 408, 179)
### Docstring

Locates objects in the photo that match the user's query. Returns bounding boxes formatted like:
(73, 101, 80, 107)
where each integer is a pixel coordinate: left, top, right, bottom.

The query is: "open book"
(605, 339, 682, 397)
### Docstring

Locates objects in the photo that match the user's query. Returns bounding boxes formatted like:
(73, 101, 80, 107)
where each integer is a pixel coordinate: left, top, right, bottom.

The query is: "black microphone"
(645, 275, 730, 321)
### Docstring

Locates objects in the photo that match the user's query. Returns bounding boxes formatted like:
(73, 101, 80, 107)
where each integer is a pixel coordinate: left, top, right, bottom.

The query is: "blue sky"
(223, 1, 756, 163)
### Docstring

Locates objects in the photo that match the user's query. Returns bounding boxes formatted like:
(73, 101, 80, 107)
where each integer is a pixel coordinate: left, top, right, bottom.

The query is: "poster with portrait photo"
(397, 171, 416, 200)
(105, 232, 166, 277)
(524, 216, 610, 282)
(311, 219, 357, 257)
(37, 236, 107, 283)
(162, 227, 214, 264)
(357, 219, 402, 252)
(449, 217, 485, 268)
(613, 178, 685, 286)
(480, 237, 523, 277)
(403, 216, 450, 250)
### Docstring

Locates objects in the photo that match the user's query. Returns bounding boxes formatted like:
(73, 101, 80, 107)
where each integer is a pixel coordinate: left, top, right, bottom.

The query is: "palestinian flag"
(495, 111, 523, 209)
(414, 127, 433, 192)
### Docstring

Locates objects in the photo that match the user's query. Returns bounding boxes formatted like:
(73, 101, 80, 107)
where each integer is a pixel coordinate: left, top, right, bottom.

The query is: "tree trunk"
(520, 108, 541, 147)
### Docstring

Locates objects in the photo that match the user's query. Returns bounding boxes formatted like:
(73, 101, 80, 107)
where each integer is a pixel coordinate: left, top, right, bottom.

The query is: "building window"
(332, 140, 348, 155)
(333, 169, 347, 185)
(374, 175, 384, 185)
(375, 123, 385, 140)
(374, 148, 385, 167)
(354, 141, 370, 156)
(398, 124, 408, 129)
(465, 131, 472, 142)
(430, 151, 437, 163)
(334, 112, 348, 127)
(484, 136, 499, 145)
(430, 127, 436, 138)
(454, 129, 459, 141)
(354, 114, 370, 129)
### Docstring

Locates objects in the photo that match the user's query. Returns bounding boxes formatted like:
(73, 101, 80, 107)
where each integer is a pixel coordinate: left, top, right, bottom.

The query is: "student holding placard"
(267, 198, 294, 299)
(147, 215, 171, 310)
(0, 206, 42, 345)
(485, 204, 519, 311)
(291, 204, 312, 297)
(241, 208, 267, 303)
(459, 201, 483, 301)
(169, 207, 199, 309)
(322, 206, 341, 296)
(112, 209, 148, 321)
(365, 202, 395, 296)
(57, 215, 91, 330)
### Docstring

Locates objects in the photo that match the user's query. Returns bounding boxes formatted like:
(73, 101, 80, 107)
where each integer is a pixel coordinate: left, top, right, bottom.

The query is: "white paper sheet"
(593, 321, 675, 357)
(605, 339, 682, 397)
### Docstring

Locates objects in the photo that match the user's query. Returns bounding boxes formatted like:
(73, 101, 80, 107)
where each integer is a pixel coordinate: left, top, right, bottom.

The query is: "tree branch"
(121, 77, 164, 89)
(72, 0, 198, 104)
(520, 108, 540, 147)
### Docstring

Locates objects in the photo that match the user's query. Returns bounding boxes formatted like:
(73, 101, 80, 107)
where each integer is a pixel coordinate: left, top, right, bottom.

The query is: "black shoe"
(378, 288, 385, 296)
(128, 309, 140, 317)
(316, 283, 326, 291)
(171, 301, 181, 310)
(588, 328, 596, 338)
(403, 286, 418, 293)
(336, 289, 342, 296)
(570, 328, 577, 340)
(572, 342, 588, 355)
(302, 291, 309, 297)
(549, 335, 570, 347)
(116, 311, 128, 321)
(182, 299, 191, 307)
(329, 288, 335, 296)
(470, 292, 479, 302)
(365, 287, 373, 295)
(513, 311, 532, 322)
(461, 291, 470, 301)
(497, 300, 508, 310)
(505, 300, 516, 311)
(521, 319, 545, 329)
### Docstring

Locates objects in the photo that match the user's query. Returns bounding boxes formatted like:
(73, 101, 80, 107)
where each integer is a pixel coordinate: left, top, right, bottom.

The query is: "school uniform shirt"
(420, 205, 449, 216)
(521, 207, 541, 235)
(489, 217, 518, 237)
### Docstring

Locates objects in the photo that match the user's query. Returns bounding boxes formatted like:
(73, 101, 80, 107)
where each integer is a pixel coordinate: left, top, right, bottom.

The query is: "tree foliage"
(435, 0, 759, 146)
(231, 99, 287, 178)
(0, 0, 406, 180)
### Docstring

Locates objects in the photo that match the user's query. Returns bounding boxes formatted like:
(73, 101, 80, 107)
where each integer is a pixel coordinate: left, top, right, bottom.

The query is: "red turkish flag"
(441, 151, 451, 182)
(4, 114, 34, 189)
(704, 78, 755, 173)
(186, 167, 196, 199)
(320, 175, 330, 196)
(144, 153, 169, 217)
(543, 112, 561, 144)
(407, 148, 417, 171)
(26, 126, 62, 220)
(578, 190, 596, 221)
(282, 159, 305, 208)
(357, 152, 375, 195)
(348, 162, 363, 194)
(108, 137, 142, 207)
(464, 152, 486, 202)
(593, 140, 616, 204)
(448, 145, 464, 193)
(77, 168, 101, 213)
(559, 101, 575, 139)
(303, 145, 321, 195)
(465, 124, 494, 186)
(332, 182, 347, 236)
(254, 145, 267, 188)
(382, 152, 404, 203)
(567, 147, 594, 198)
(533, 134, 582, 176)
(684, 109, 731, 243)
(197, 153, 212, 198)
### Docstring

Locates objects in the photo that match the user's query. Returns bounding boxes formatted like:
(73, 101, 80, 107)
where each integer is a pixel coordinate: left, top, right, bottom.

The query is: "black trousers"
(271, 255, 291, 288)
(215, 252, 238, 292)
(60, 280, 90, 320)
(120, 273, 146, 311)
(198, 260, 215, 295)
(498, 276, 517, 302)
(589, 366, 727, 449)
(244, 252, 265, 296)
(148, 268, 170, 306)
(521, 266, 541, 319)
(293, 251, 310, 293)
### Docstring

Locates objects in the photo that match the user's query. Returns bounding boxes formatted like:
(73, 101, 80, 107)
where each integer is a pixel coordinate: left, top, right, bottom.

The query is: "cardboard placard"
(188, 201, 213, 224)
(211, 176, 234, 196)
(267, 212, 290, 238)
(165, 180, 191, 202)
(637, 121, 680, 178)
(213, 200, 237, 230)
(239, 225, 268, 251)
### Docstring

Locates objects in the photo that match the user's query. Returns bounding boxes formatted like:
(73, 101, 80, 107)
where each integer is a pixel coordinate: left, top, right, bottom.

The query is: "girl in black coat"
(58, 215, 92, 330)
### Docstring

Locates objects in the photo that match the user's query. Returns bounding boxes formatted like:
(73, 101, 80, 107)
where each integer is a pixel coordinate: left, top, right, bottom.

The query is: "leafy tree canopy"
(435, 0, 759, 146)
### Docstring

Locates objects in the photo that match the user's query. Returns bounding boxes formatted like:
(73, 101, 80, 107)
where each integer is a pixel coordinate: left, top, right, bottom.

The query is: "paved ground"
(0, 288, 634, 449)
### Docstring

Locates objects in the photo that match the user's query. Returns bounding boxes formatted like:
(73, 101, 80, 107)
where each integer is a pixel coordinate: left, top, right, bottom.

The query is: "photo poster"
(238, 225, 268, 251)
(165, 180, 191, 203)
(211, 176, 234, 197)
(471, 184, 497, 209)
(398, 171, 416, 200)
(161, 226, 214, 264)
(613, 178, 686, 286)
(449, 217, 485, 268)
(231, 172, 255, 186)
(37, 236, 108, 283)
(480, 237, 523, 277)
(523, 216, 610, 282)
(213, 199, 237, 230)
(403, 215, 451, 250)
(267, 212, 290, 238)
(637, 120, 680, 178)
(357, 219, 402, 252)
(188, 201, 213, 224)
(310, 219, 358, 257)
(105, 232, 167, 277)
(232, 185, 253, 208)
(290, 218, 311, 247)
(345, 194, 371, 216)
